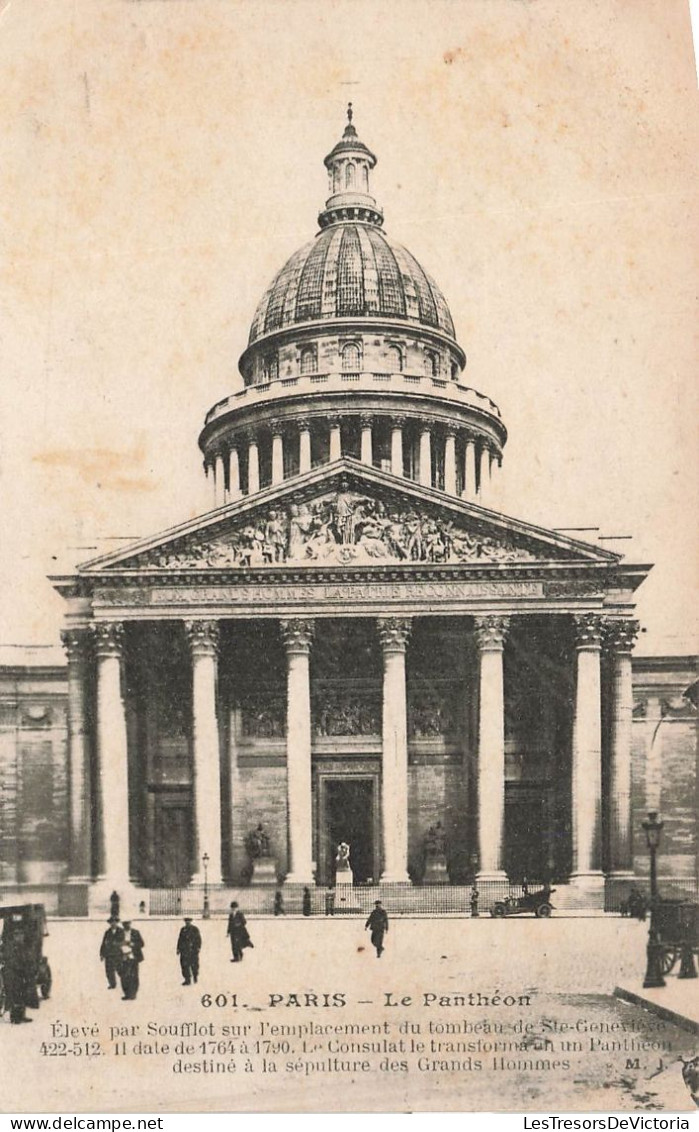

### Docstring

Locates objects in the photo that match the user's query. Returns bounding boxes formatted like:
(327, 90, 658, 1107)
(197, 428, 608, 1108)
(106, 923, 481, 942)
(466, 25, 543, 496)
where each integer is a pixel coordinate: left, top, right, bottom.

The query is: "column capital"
(61, 627, 90, 661)
(244, 429, 259, 446)
(296, 419, 312, 433)
(377, 616, 412, 652)
(281, 618, 315, 654)
(391, 415, 406, 430)
(327, 414, 341, 428)
(270, 418, 283, 438)
(359, 413, 373, 429)
(474, 615, 509, 651)
(464, 430, 478, 445)
(91, 622, 124, 658)
(444, 425, 457, 439)
(185, 619, 220, 657)
(603, 618, 640, 655)
(573, 612, 604, 650)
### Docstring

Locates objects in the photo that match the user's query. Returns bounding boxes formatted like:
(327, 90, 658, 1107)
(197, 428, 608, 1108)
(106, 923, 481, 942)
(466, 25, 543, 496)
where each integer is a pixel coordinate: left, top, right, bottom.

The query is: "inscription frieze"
(94, 579, 545, 608)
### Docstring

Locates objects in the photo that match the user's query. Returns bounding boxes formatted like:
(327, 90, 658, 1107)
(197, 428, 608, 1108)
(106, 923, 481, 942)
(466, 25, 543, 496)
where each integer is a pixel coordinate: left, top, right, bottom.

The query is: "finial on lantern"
(347, 101, 353, 125)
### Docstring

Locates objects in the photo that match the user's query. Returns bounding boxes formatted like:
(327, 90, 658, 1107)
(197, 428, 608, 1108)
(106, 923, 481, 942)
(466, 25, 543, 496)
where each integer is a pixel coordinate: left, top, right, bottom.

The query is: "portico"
(53, 461, 646, 906)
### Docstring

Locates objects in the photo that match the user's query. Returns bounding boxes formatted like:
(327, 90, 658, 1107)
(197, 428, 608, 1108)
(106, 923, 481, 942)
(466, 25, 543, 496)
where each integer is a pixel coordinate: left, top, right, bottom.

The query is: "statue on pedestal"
(245, 822, 276, 885)
(335, 841, 351, 879)
(422, 821, 449, 885)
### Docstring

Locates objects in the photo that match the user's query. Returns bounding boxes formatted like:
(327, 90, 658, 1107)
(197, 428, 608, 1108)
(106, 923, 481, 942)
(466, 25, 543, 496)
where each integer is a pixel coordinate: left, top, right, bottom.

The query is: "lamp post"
(642, 811, 663, 905)
(202, 852, 210, 920)
(641, 812, 665, 989)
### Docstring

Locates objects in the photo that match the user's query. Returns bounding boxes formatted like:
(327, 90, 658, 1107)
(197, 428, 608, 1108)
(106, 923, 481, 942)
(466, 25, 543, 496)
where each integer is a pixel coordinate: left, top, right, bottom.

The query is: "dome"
(248, 222, 456, 346)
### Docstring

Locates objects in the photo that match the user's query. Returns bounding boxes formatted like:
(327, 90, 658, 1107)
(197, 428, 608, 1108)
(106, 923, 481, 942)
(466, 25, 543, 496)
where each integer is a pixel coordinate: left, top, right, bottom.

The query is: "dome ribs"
(391, 243, 439, 329)
(365, 227, 407, 319)
(295, 230, 334, 324)
(355, 224, 382, 314)
(320, 226, 347, 317)
(336, 225, 365, 317)
(262, 242, 312, 336)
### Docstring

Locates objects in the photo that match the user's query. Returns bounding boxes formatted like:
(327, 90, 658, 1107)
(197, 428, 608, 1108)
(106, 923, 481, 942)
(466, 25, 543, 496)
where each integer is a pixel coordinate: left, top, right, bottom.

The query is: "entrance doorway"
(504, 787, 548, 883)
(153, 797, 192, 886)
(320, 777, 376, 885)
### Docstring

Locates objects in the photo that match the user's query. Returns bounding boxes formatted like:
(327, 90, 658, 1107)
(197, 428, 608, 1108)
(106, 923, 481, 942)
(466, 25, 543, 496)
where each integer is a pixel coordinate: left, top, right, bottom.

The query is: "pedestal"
(423, 853, 449, 884)
(249, 856, 278, 886)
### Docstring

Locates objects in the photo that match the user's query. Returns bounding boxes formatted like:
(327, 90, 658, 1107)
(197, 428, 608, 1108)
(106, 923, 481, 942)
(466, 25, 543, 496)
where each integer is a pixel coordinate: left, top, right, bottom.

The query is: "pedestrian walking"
(119, 920, 144, 1000)
(273, 891, 284, 916)
(325, 888, 335, 917)
(176, 917, 202, 985)
(226, 902, 252, 962)
(302, 887, 312, 916)
(99, 916, 124, 989)
(109, 890, 120, 921)
(365, 900, 389, 958)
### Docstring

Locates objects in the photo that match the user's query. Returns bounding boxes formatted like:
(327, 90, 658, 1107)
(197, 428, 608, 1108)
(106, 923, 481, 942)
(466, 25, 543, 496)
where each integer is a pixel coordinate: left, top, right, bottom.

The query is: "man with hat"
(176, 917, 202, 985)
(226, 902, 252, 962)
(99, 916, 124, 990)
(365, 900, 389, 958)
(119, 920, 144, 1000)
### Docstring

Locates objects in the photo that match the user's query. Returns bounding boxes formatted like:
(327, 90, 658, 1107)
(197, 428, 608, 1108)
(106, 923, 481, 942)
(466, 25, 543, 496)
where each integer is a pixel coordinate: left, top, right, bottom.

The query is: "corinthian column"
(271, 423, 284, 485)
(444, 428, 457, 495)
(186, 620, 222, 885)
(390, 416, 405, 477)
(604, 619, 640, 878)
(281, 619, 315, 884)
(378, 617, 412, 883)
(475, 616, 509, 881)
(247, 433, 260, 494)
(463, 434, 477, 501)
(92, 622, 131, 887)
(571, 613, 604, 888)
(299, 424, 312, 474)
(329, 416, 342, 463)
(360, 414, 373, 465)
(61, 629, 92, 881)
(419, 427, 432, 487)
(228, 445, 241, 502)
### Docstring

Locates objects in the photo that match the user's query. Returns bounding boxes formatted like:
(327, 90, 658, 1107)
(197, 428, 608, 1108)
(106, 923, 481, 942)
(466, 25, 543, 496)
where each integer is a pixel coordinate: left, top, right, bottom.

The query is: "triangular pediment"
(78, 460, 619, 573)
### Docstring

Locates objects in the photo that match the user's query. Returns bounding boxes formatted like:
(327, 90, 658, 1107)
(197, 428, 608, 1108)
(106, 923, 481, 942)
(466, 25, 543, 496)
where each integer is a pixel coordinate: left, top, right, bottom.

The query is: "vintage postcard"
(0, 0, 697, 1116)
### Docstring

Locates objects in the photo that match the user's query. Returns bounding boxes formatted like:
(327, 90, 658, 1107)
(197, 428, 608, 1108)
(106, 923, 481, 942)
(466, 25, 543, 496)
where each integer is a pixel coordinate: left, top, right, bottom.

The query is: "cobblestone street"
(2, 916, 696, 1113)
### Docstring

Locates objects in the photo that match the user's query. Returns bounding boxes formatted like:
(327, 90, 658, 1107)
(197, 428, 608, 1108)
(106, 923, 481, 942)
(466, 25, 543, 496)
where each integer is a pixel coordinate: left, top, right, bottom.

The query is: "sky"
(0, 0, 697, 656)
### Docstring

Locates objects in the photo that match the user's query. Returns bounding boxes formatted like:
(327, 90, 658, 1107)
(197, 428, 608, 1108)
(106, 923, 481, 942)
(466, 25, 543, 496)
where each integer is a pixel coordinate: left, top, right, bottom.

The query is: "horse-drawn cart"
(0, 904, 52, 1021)
(651, 900, 698, 975)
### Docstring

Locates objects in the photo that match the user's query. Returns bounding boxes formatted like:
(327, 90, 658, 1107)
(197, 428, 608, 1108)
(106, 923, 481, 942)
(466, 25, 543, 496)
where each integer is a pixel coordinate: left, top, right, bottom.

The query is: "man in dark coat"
(176, 917, 202, 985)
(99, 917, 124, 989)
(365, 900, 389, 958)
(119, 920, 144, 1000)
(226, 902, 252, 962)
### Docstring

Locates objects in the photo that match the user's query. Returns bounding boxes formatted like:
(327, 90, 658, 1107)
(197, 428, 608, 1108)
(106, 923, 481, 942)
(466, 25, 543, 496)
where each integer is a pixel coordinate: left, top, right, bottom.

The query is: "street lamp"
(641, 812, 665, 989)
(642, 811, 663, 905)
(202, 852, 210, 920)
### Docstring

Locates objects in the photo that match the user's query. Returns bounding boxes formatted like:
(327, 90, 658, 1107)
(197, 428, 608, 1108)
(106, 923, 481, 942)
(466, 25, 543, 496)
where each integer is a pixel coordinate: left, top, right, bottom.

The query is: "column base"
(608, 870, 635, 882)
(568, 871, 605, 890)
(89, 878, 140, 918)
(380, 872, 411, 884)
(191, 873, 223, 887)
(284, 872, 315, 886)
(476, 870, 508, 884)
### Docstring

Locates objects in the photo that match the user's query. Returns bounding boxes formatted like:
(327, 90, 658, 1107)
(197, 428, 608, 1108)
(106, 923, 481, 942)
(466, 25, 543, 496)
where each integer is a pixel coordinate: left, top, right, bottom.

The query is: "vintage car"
(490, 885, 556, 919)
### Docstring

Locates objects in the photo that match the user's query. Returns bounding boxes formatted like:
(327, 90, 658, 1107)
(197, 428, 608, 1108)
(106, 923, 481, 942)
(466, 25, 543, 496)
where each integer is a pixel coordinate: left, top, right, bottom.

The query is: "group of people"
(99, 902, 253, 994)
(99, 917, 145, 999)
(98, 897, 388, 997)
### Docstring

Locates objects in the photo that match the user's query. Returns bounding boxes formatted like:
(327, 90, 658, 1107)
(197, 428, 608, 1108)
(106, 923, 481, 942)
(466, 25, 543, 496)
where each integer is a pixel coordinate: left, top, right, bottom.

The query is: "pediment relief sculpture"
(127, 484, 541, 570)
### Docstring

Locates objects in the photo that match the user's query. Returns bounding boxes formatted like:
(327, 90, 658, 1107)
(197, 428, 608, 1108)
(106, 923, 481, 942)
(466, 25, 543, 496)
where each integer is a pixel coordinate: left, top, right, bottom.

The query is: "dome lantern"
(318, 104, 383, 229)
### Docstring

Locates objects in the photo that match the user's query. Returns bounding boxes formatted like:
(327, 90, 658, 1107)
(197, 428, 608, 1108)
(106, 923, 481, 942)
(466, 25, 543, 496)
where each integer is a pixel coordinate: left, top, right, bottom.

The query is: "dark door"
(154, 802, 192, 886)
(325, 778, 375, 884)
(504, 794, 547, 883)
